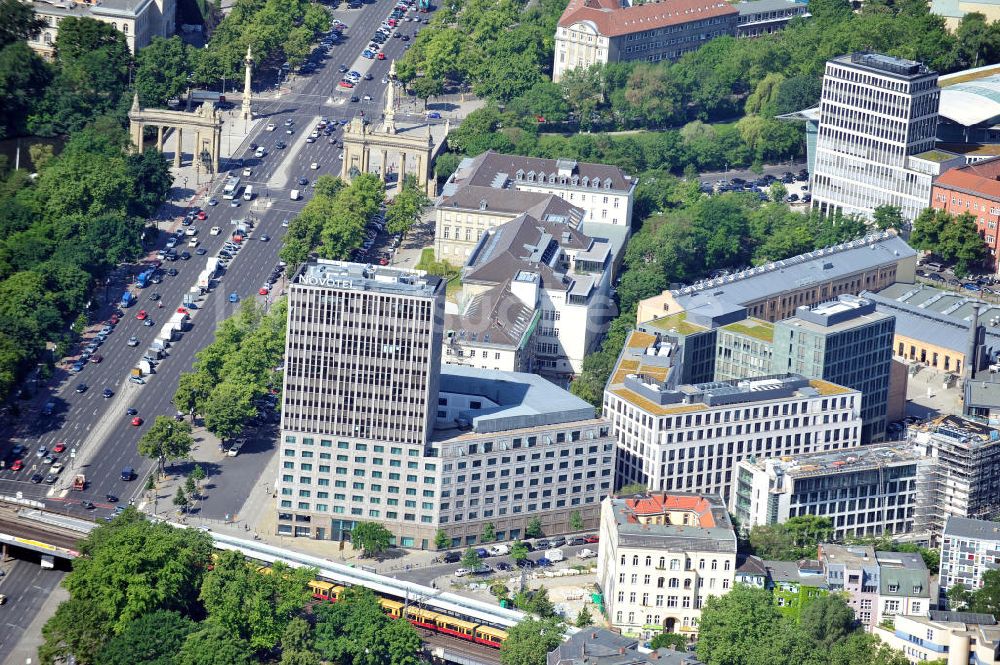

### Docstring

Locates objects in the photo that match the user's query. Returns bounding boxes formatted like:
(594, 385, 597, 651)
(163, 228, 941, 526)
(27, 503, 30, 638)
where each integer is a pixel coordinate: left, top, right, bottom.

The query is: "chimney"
(618, 648, 626, 655)
(967, 303, 982, 381)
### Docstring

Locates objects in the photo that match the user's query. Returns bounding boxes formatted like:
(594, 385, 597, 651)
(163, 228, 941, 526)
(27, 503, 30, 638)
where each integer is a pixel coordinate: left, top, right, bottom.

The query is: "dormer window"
(527, 171, 535, 182)
(571, 176, 579, 186)
(604, 177, 612, 189)
(582, 176, 589, 187)
(549, 173, 557, 184)
(515, 169, 524, 181)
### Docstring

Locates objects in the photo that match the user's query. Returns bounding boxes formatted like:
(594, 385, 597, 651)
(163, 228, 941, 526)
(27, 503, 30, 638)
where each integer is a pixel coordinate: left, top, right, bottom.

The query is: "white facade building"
(605, 330, 863, 503)
(811, 52, 941, 222)
(26, 0, 176, 56)
(940, 515, 1000, 605)
(732, 444, 930, 541)
(597, 493, 737, 639)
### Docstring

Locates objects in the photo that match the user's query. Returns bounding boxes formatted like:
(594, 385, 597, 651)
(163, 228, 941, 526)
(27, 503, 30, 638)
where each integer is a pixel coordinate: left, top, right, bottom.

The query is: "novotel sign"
(300, 274, 357, 288)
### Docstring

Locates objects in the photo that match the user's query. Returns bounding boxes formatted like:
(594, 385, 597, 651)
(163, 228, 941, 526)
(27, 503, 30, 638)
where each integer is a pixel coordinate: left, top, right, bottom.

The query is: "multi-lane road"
(0, 0, 440, 520)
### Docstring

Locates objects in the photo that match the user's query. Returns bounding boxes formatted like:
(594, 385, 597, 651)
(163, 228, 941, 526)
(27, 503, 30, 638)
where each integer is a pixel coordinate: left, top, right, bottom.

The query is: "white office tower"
(811, 52, 940, 222)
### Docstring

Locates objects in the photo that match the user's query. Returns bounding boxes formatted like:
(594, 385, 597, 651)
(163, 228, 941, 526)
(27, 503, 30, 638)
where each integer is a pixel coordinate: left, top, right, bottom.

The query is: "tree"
(177, 623, 255, 665)
(482, 522, 496, 543)
(961, 569, 1000, 617)
(200, 551, 315, 650)
(173, 486, 189, 512)
(574, 606, 593, 628)
(872, 204, 904, 231)
(409, 75, 445, 110)
(41, 512, 213, 652)
(0, 0, 45, 48)
(281, 617, 314, 653)
(461, 547, 482, 570)
(191, 464, 206, 486)
(202, 381, 257, 444)
(770, 182, 788, 203)
(500, 617, 564, 665)
(134, 36, 192, 106)
(313, 587, 422, 665)
(649, 631, 687, 651)
(939, 212, 990, 276)
(569, 511, 584, 532)
(144, 473, 156, 494)
(525, 517, 543, 539)
(351, 521, 393, 558)
(0, 42, 52, 140)
(137, 416, 194, 476)
(385, 177, 429, 237)
(510, 540, 529, 564)
(696, 585, 782, 665)
(95, 610, 196, 665)
(184, 474, 197, 499)
(799, 595, 856, 649)
(434, 529, 451, 550)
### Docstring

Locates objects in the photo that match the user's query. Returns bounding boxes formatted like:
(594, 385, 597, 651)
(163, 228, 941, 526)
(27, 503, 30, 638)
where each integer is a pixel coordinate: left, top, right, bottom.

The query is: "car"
(30, 472, 44, 484)
(549, 536, 567, 548)
(10, 459, 22, 471)
(377, 52, 386, 60)
(496, 561, 512, 571)
(76, 383, 88, 393)
(583, 534, 599, 544)
(229, 292, 240, 303)
(475, 547, 489, 558)
(230, 200, 241, 208)
(266, 123, 276, 131)
(136, 310, 148, 321)
(103, 388, 114, 398)
(207, 198, 218, 206)
(364, 73, 373, 80)
(567, 537, 586, 546)
(442, 551, 461, 563)
(282, 218, 290, 227)
(350, 96, 359, 102)
(275, 141, 286, 149)
(401, 34, 410, 41)
(298, 177, 309, 186)
(454, 568, 473, 577)
(196, 210, 207, 220)
(310, 162, 319, 170)
(210, 226, 222, 237)
(338, 64, 349, 73)
(50, 462, 64, 474)
(185, 227, 197, 236)
(44, 473, 58, 484)
(927, 272, 945, 282)
(260, 234, 270, 242)
(305, 136, 315, 143)
(426, 111, 441, 119)
(534, 539, 551, 549)
(362, 50, 374, 59)
(578, 548, 597, 559)
(81, 500, 95, 509)
(53, 442, 66, 454)
(167, 268, 178, 276)
(363, 94, 372, 102)
(105, 493, 119, 503)
(180, 251, 191, 260)
(516, 558, 535, 568)
(131, 416, 143, 426)
(393, 31, 401, 37)
(129, 376, 146, 385)
(536, 557, 553, 567)
(127, 407, 138, 416)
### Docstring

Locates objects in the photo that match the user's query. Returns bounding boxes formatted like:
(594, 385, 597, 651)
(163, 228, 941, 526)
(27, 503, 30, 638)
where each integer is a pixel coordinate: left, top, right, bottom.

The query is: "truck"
(120, 290, 136, 308)
(197, 269, 213, 290)
(488, 544, 510, 557)
(146, 346, 163, 360)
(72, 474, 86, 490)
(183, 287, 201, 308)
(158, 322, 176, 343)
(545, 548, 565, 563)
(136, 269, 154, 288)
(206, 257, 219, 277)
(138, 359, 154, 375)
(169, 312, 188, 332)
(151, 339, 167, 353)
(222, 176, 241, 200)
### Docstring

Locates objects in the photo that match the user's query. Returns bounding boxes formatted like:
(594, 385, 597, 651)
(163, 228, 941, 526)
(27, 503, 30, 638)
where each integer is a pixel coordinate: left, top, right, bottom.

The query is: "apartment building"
(874, 611, 1000, 665)
(443, 283, 539, 374)
(819, 544, 932, 629)
(26, 0, 176, 56)
(734, 0, 809, 38)
(456, 212, 614, 379)
(733, 445, 931, 541)
(597, 493, 737, 639)
(278, 260, 614, 547)
(931, 156, 1000, 273)
(764, 559, 829, 619)
(811, 52, 942, 222)
(637, 232, 917, 326)
(605, 330, 862, 503)
(548, 629, 705, 665)
(772, 295, 895, 442)
(552, 0, 738, 82)
(436, 151, 635, 262)
(909, 416, 1000, 535)
(940, 515, 1000, 604)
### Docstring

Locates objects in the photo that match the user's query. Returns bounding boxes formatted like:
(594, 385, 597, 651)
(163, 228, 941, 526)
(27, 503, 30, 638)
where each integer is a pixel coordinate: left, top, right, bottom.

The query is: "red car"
(53, 442, 66, 454)
(339, 80, 354, 88)
(196, 211, 207, 220)
(258, 287, 270, 295)
(379, 257, 389, 266)
(11, 459, 23, 471)
(109, 315, 119, 325)
(377, 52, 386, 60)
(90, 354, 103, 364)
(136, 310, 148, 321)
(131, 417, 143, 426)
(176, 307, 188, 314)
(583, 535, 599, 544)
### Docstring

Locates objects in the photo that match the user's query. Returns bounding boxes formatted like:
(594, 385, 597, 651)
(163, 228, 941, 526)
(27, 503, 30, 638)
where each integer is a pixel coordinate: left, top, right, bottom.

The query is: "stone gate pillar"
(174, 128, 183, 167)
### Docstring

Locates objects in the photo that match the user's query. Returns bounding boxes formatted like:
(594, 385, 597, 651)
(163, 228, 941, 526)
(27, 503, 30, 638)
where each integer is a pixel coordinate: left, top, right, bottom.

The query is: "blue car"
(536, 557, 553, 567)
(362, 50, 374, 59)
(426, 112, 441, 119)
(475, 547, 489, 558)
(229, 292, 240, 303)
(963, 282, 982, 291)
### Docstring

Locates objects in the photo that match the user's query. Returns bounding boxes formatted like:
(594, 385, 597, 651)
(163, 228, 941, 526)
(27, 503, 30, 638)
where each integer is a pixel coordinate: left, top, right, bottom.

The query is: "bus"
(222, 176, 241, 200)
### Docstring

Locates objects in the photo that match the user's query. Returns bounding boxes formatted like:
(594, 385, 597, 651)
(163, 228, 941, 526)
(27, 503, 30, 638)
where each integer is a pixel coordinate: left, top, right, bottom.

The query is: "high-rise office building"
(278, 260, 615, 546)
(811, 52, 941, 222)
(773, 295, 895, 443)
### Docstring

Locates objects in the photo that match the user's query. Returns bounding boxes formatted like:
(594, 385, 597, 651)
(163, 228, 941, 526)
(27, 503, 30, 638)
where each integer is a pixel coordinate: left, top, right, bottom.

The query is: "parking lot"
(702, 168, 811, 205)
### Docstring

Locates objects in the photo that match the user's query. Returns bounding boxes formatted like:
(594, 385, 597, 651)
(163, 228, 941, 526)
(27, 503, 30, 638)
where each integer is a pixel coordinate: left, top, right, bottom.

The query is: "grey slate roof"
(434, 364, 595, 436)
(548, 630, 703, 665)
(673, 232, 915, 311)
(943, 515, 1000, 542)
(928, 610, 998, 625)
(462, 150, 634, 192)
(764, 560, 829, 588)
(736, 0, 808, 14)
(445, 283, 538, 349)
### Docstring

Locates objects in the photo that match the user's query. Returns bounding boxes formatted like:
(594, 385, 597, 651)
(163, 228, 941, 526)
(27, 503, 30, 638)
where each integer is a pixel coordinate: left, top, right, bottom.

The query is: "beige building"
(873, 611, 1000, 664)
(931, 0, 1000, 31)
(597, 493, 737, 639)
(26, 0, 176, 56)
(435, 151, 634, 264)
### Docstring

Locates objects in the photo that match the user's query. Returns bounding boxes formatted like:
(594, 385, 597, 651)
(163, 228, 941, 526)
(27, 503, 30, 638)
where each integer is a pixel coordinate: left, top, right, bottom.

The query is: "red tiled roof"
(936, 157, 1000, 201)
(625, 493, 716, 527)
(558, 0, 737, 37)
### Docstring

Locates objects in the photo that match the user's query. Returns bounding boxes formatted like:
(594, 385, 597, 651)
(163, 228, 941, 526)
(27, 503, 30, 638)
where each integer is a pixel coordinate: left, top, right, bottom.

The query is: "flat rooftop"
(747, 444, 923, 479)
(783, 295, 892, 334)
(607, 493, 737, 553)
(434, 364, 596, 437)
(295, 260, 443, 298)
(838, 52, 936, 80)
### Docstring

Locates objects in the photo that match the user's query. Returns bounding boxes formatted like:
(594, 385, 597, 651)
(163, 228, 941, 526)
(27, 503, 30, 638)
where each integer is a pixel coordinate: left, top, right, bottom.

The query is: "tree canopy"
(350, 521, 393, 558)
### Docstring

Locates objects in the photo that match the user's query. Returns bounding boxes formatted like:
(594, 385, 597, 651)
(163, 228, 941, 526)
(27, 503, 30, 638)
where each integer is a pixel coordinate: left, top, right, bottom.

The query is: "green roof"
(645, 312, 708, 336)
(913, 149, 960, 163)
(722, 318, 775, 342)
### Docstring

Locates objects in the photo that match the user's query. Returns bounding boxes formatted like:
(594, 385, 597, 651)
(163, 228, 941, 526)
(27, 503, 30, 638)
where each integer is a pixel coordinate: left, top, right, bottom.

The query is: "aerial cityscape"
(2, 0, 1000, 662)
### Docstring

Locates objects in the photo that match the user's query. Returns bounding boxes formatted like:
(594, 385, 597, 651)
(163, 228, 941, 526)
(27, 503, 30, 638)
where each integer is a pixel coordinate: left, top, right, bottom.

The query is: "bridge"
(0, 503, 91, 563)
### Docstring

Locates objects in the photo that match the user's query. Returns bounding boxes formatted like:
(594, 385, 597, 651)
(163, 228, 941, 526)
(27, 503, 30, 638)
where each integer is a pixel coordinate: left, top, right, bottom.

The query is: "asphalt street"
(0, 0, 442, 521)
(0, 559, 66, 663)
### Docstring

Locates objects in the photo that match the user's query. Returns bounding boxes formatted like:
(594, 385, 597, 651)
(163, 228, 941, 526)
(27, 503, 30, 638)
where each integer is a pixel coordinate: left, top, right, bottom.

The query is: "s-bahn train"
(308, 580, 508, 649)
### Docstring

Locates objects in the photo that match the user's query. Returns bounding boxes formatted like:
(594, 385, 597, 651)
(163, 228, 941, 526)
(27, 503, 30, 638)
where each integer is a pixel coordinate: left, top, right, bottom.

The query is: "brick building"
(931, 156, 1000, 273)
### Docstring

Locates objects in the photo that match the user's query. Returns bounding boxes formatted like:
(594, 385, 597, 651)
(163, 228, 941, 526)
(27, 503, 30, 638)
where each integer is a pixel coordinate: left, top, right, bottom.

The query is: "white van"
(290, 189, 301, 200)
(488, 544, 510, 556)
(243, 185, 254, 201)
(545, 548, 565, 562)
